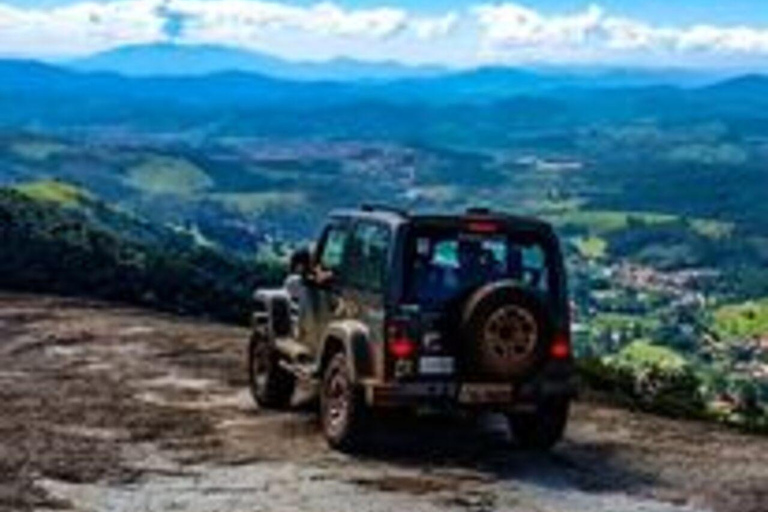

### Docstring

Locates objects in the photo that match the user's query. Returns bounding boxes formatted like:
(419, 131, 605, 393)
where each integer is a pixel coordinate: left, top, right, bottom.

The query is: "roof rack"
(360, 203, 409, 216)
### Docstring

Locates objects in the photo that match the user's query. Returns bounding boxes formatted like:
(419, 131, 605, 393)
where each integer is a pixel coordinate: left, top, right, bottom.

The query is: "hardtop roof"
(329, 206, 554, 234)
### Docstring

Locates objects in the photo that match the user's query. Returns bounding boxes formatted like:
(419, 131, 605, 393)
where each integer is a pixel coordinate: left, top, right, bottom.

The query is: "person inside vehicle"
(458, 239, 496, 289)
(285, 247, 311, 303)
(285, 247, 311, 337)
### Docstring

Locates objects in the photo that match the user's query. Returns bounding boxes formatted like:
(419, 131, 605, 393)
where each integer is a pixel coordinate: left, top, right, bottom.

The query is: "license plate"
(419, 356, 455, 375)
(459, 383, 514, 404)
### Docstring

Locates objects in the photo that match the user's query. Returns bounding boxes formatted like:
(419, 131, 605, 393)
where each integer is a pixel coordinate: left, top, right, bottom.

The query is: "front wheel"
(248, 331, 295, 409)
(507, 399, 570, 450)
(320, 352, 367, 451)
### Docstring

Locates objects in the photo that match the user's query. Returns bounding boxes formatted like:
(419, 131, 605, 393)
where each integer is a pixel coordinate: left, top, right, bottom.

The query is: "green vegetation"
(573, 235, 607, 259)
(580, 341, 705, 419)
(126, 156, 212, 196)
(14, 180, 91, 206)
(551, 210, 676, 235)
(610, 340, 688, 371)
(0, 184, 282, 323)
(714, 299, 768, 339)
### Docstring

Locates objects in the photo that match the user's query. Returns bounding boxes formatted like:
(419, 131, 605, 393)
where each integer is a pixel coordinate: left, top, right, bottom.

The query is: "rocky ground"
(1, 293, 767, 512)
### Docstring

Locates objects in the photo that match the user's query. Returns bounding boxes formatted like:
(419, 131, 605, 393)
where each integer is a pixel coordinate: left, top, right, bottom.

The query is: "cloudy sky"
(2, 0, 768, 68)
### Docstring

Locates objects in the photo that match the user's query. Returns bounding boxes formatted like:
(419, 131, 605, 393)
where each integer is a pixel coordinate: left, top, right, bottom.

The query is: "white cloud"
(411, 12, 459, 40)
(473, 2, 768, 62)
(0, 0, 164, 56)
(170, 0, 409, 41)
(473, 3, 603, 49)
(1, 0, 768, 65)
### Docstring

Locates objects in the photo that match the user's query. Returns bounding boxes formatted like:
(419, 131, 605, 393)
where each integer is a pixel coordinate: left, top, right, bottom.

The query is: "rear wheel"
(320, 352, 367, 451)
(507, 399, 570, 450)
(248, 331, 295, 409)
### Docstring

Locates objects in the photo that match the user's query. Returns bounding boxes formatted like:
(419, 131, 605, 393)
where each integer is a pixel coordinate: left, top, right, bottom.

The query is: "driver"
(458, 240, 496, 288)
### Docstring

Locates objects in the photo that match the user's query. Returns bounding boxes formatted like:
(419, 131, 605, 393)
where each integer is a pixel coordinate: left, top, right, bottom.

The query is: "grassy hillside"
(0, 181, 282, 323)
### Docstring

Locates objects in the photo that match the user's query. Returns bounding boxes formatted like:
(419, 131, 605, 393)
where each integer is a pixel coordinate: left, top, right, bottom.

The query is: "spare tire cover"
(461, 282, 551, 380)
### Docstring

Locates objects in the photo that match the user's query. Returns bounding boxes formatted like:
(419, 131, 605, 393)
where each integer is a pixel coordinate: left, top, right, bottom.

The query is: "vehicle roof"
(329, 206, 554, 233)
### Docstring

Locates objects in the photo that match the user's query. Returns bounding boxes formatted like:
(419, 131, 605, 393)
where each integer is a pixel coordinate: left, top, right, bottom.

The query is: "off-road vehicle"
(248, 205, 576, 451)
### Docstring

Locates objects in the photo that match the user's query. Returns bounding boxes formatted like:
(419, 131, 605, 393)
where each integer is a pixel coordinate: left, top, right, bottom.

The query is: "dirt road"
(1, 293, 767, 512)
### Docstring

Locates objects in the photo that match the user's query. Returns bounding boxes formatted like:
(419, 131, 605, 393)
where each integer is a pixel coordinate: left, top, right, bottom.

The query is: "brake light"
(387, 321, 417, 359)
(550, 332, 571, 359)
(466, 221, 499, 234)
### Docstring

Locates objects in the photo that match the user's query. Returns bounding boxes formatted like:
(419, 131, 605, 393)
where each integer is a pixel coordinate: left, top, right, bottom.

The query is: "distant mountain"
(0, 58, 355, 105)
(702, 74, 768, 99)
(1, 57, 766, 138)
(67, 43, 731, 89)
(690, 73, 768, 116)
(68, 43, 448, 81)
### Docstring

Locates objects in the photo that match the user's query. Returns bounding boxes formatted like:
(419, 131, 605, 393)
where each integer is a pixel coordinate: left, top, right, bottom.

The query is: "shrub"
(578, 341, 706, 419)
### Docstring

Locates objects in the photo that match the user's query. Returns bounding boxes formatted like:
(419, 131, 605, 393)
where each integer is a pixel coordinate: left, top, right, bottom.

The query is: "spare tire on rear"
(460, 282, 552, 380)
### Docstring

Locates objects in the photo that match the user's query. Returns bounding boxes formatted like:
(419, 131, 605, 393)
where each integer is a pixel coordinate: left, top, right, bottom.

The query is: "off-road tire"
(462, 283, 552, 380)
(507, 399, 570, 450)
(320, 352, 367, 451)
(248, 331, 295, 409)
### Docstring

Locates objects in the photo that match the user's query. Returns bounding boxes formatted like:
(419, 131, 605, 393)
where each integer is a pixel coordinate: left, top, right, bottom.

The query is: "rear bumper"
(362, 373, 578, 409)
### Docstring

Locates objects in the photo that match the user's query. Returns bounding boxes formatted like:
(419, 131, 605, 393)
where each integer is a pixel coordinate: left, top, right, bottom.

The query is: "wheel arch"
(317, 321, 373, 382)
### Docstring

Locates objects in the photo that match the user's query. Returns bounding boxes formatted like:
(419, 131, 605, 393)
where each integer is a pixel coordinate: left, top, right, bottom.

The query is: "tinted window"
(347, 222, 390, 291)
(407, 229, 552, 305)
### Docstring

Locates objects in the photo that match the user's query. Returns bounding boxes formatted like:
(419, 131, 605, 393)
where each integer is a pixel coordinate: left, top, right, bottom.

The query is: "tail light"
(387, 320, 417, 359)
(550, 332, 571, 359)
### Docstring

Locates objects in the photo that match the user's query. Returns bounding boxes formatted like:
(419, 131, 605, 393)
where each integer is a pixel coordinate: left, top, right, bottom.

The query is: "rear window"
(405, 226, 555, 306)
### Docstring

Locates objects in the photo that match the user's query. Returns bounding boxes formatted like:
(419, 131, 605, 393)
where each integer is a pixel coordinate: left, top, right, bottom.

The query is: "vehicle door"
(302, 220, 351, 356)
(344, 220, 391, 356)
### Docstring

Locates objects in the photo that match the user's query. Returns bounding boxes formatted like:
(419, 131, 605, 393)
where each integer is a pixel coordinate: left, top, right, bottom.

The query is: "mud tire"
(320, 352, 367, 452)
(248, 331, 295, 409)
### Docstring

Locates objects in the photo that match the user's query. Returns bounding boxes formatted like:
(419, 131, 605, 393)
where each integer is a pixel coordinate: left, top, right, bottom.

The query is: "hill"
(0, 181, 281, 322)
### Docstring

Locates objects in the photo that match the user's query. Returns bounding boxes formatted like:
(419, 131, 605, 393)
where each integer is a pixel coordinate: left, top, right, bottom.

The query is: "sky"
(1, 0, 768, 69)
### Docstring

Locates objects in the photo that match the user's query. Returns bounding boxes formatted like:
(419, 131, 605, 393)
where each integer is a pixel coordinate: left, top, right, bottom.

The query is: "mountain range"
(62, 43, 728, 87)
(2, 55, 767, 133)
(67, 43, 448, 81)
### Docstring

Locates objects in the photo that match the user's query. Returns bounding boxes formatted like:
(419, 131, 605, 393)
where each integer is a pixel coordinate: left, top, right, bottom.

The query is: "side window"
(318, 225, 349, 273)
(347, 222, 390, 291)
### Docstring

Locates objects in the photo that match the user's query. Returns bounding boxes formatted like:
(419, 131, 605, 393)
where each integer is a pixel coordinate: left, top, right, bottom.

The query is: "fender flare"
(316, 320, 373, 381)
(252, 289, 292, 340)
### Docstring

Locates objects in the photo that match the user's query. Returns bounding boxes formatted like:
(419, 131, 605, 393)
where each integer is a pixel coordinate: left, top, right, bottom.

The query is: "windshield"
(405, 227, 554, 306)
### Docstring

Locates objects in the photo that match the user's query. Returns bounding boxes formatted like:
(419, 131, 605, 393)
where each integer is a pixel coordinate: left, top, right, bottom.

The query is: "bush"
(578, 341, 706, 419)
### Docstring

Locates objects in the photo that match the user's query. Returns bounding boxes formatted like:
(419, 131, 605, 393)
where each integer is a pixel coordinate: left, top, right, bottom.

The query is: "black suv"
(248, 205, 576, 450)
